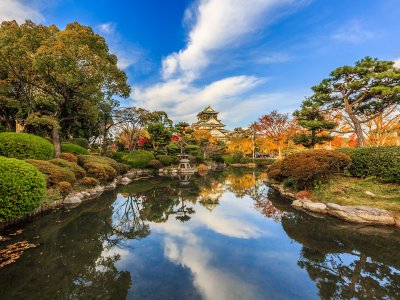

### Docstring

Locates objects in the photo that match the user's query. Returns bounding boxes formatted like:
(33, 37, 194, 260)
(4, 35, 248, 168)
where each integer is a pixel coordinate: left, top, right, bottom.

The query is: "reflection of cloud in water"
(151, 192, 267, 299)
(164, 234, 262, 300)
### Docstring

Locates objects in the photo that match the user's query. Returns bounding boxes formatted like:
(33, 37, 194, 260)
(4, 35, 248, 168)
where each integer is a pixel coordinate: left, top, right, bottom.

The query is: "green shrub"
(148, 159, 163, 169)
(51, 158, 86, 178)
(0, 157, 46, 221)
(83, 162, 117, 182)
(210, 155, 224, 163)
(0, 132, 54, 160)
(78, 155, 129, 175)
(106, 151, 126, 163)
(239, 157, 252, 164)
(61, 143, 89, 155)
(166, 142, 180, 155)
(185, 145, 202, 157)
(222, 155, 235, 164)
(338, 146, 400, 183)
(120, 150, 155, 168)
(68, 138, 89, 149)
(156, 155, 174, 166)
(267, 150, 351, 190)
(26, 159, 76, 185)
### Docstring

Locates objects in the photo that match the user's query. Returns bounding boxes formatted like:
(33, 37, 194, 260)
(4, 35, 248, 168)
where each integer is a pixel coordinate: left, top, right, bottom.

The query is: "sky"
(1, 0, 400, 128)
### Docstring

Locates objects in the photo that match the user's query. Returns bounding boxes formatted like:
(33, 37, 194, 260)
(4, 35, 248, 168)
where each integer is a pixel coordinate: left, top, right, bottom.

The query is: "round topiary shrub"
(120, 150, 155, 168)
(0, 132, 54, 160)
(156, 155, 174, 166)
(0, 156, 46, 221)
(57, 181, 73, 196)
(51, 158, 86, 178)
(148, 159, 163, 169)
(61, 143, 89, 155)
(60, 152, 78, 163)
(26, 159, 76, 186)
(79, 176, 100, 187)
(267, 150, 351, 190)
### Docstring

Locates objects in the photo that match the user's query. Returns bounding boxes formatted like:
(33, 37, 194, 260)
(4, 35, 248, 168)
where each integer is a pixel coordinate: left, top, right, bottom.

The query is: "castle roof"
(197, 105, 218, 116)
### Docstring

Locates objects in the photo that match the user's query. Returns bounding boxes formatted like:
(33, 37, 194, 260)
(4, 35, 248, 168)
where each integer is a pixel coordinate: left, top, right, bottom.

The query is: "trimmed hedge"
(0, 157, 46, 221)
(338, 146, 400, 183)
(120, 150, 155, 168)
(223, 152, 244, 165)
(267, 149, 351, 190)
(61, 143, 89, 155)
(79, 176, 100, 187)
(77, 155, 129, 182)
(0, 132, 54, 160)
(60, 152, 78, 163)
(51, 158, 86, 179)
(148, 159, 163, 169)
(68, 138, 89, 149)
(156, 155, 174, 166)
(26, 159, 76, 186)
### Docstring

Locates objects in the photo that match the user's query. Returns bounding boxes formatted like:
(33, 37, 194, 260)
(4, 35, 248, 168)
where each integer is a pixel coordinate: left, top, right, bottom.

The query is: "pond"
(1, 168, 400, 299)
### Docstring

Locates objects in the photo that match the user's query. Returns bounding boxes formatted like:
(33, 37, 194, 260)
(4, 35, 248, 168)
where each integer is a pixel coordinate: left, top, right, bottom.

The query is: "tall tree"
(255, 111, 294, 159)
(311, 57, 400, 147)
(293, 97, 337, 148)
(0, 21, 130, 157)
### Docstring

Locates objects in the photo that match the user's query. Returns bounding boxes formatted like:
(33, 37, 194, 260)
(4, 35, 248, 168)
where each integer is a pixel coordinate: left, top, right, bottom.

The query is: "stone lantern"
(177, 154, 194, 174)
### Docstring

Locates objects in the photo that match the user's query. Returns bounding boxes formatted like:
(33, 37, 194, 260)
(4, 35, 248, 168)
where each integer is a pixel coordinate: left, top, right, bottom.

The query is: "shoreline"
(0, 169, 152, 230)
(268, 182, 400, 229)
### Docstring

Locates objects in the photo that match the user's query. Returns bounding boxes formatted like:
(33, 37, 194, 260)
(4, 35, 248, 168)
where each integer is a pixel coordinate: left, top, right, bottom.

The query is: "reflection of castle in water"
(198, 182, 225, 212)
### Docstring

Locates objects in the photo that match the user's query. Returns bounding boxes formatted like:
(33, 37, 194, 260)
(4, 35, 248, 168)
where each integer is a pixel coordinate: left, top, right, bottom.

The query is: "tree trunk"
(278, 143, 282, 159)
(15, 120, 24, 133)
(52, 126, 61, 158)
(102, 127, 108, 155)
(353, 121, 365, 147)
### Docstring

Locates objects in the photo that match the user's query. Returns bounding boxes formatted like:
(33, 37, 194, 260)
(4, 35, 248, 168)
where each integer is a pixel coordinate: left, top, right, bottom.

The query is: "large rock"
(301, 200, 327, 213)
(326, 203, 395, 225)
(117, 177, 132, 185)
(64, 196, 81, 205)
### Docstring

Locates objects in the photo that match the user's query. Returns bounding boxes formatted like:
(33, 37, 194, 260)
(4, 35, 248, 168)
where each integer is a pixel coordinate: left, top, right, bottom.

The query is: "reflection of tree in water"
(282, 212, 400, 299)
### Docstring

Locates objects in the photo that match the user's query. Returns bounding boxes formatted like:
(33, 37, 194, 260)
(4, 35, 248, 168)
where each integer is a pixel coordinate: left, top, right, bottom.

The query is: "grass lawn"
(312, 176, 400, 212)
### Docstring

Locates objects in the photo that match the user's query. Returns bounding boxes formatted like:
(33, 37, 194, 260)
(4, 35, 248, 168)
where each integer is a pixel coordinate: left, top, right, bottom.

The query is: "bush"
(106, 151, 126, 163)
(68, 138, 89, 149)
(58, 181, 72, 196)
(120, 150, 155, 168)
(210, 155, 224, 163)
(223, 151, 244, 165)
(79, 176, 99, 187)
(267, 150, 351, 190)
(60, 152, 78, 163)
(185, 145, 202, 157)
(166, 142, 180, 155)
(26, 159, 76, 186)
(78, 155, 129, 175)
(61, 143, 89, 155)
(148, 159, 163, 169)
(0, 132, 54, 160)
(156, 155, 174, 166)
(338, 147, 400, 183)
(50, 158, 86, 178)
(83, 162, 117, 182)
(0, 157, 46, 220)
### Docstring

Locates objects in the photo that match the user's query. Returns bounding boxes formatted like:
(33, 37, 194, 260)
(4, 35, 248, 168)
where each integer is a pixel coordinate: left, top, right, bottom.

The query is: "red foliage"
(138, 137, 149, 146)
(171, 134, 181, 142)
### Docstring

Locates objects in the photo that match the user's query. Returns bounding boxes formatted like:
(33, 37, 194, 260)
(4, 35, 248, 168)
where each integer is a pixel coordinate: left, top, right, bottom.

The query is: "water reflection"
(0, 168, 400, 299)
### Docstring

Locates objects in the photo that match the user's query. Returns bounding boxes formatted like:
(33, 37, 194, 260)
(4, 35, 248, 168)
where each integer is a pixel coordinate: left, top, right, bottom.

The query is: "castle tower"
(192, 106, 228, 141)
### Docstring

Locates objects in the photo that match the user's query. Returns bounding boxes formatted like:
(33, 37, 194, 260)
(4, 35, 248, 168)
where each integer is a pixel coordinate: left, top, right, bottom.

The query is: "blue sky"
(1, 0, 400, 128)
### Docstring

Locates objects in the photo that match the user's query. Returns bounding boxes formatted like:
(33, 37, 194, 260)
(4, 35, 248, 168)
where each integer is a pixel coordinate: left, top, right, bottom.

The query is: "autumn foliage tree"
(255, 111, 294, 159)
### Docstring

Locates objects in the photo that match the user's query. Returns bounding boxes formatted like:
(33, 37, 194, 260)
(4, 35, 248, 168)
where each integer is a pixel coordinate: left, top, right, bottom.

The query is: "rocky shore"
(269, 183, 400, 228)
(0, 169, 152, 230)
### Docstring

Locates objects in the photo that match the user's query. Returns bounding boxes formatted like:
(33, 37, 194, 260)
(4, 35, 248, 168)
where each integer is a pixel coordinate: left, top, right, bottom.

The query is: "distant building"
(192, 106, 229, 141)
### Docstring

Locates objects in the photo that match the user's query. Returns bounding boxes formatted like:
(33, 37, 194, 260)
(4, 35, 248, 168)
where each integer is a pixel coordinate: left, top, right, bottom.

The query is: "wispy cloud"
(162, 0, 297, 81)
(0, 0, 44, 23)
(332, 19, 374, 43)
(97, 22, 149, 71)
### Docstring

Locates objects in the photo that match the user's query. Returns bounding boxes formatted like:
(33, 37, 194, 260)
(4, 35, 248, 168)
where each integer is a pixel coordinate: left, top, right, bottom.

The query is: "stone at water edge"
(301, 200, 327, 213)
(292, 200, 303, 208)
(64, 196, 82, 204)
(326, 203, 395, 225)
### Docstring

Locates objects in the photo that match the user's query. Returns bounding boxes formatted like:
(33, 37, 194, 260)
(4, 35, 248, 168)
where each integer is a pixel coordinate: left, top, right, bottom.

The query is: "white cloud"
(332, 19, 374, 43)
(0, 0, 44, 23)
(97, 22, 148, 70)
(394, 58, 400, 69)
(162, 0, 295, 81)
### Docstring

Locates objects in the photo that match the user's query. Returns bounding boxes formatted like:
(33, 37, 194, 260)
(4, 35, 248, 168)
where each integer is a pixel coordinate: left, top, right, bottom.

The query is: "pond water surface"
(1, 169, 400, 299)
